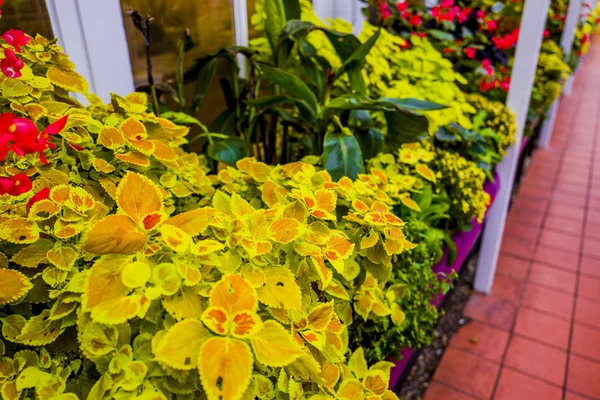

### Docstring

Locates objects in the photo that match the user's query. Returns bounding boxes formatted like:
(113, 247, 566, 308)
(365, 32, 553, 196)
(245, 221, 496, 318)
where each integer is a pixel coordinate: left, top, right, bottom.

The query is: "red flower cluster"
(0, 173, 31, 196)
(492, 28, 520, 50)
(0, 113, 68, 164)
(3, 29, 30, 53)
(409, 14, 422, 26)
(1, 29, 30, 78)
(380, 2, 392, 21)
(479, 76, 510, 93)
(1, 48, 24, 78)
(430, 0, 471, 23)
(481, 59, 494, 75)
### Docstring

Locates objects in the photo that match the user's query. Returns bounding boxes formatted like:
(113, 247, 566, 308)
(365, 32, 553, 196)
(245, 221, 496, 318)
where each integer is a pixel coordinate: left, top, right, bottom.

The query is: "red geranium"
(543, 29, 550, 38)
(380, 2, 392, 21)
(485, 20, 498, 32)
(465, 47, 477, 59)
(0, 113, 68, 163)
(409, 14, 422, 26)
(396, 1, 408, 12)
(0, 173, 32, 196)
(2, 29, 30, 53)
(481, 59, 494, 75)
(1, 48, 25, 78)
(27, 187, 50, 212)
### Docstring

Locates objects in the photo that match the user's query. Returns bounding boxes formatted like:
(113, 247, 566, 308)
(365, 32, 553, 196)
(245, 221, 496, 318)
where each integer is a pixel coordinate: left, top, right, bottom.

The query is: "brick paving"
(423, 41, 600, 399)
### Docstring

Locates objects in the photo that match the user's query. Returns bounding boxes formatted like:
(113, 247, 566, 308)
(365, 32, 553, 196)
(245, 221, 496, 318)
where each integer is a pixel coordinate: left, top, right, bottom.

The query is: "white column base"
(538, 98, 561, 149)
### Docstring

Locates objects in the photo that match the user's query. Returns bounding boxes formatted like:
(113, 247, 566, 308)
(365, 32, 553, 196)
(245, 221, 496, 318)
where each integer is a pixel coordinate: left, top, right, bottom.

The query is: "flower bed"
(388, 171, 500, 390)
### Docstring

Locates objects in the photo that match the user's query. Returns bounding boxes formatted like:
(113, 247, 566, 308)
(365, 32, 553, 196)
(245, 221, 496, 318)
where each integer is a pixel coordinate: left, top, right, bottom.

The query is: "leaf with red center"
(230, 311, 262, 338)
(310, 255, 332, 287)
(201, 306, 229, 335)
(142, 212, 162, 230)
(120, 117, 147, 140)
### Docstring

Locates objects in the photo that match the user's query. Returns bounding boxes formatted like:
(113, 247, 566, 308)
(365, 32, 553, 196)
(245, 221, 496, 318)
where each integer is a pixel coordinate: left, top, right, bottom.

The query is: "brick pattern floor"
(423, 43, 600, 399)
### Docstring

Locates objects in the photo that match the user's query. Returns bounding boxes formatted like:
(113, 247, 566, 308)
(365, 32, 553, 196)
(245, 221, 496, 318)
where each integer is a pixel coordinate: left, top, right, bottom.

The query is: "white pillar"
(312, 0, 365, 36)
(233, 0, 250, 78)
(45, 0, 135, 102)
(538, 0, 583, 147)
(474, 0, 551, 294)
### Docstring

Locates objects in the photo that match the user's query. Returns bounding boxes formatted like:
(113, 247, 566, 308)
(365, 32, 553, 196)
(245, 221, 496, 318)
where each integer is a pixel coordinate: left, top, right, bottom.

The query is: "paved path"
(423, 39, 600, 400)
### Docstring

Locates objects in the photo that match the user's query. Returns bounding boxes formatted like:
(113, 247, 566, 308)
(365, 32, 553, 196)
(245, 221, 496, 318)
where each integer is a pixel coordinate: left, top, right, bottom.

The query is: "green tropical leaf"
(385, 109, 429, 145)
(259, 64, 318, 115)
(323, 131, 364, 181)
(380, 98, 448, 110)
(335, 29, 381, 80)
(355, 128, 383, 159)
(207, 137, 249, 166)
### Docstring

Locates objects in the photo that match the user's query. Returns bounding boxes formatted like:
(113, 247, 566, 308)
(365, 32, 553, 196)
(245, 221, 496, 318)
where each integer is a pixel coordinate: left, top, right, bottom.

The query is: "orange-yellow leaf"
(0, 218, 39, 244)
(82, 255, 130, 310)
(199, 337, 253, 400)
(152, 140, 178, 161)
(249, 320, 303, 367)
(193, 239, 225, 256)
(230, 311, 262, 338)
(415, 164, 436, 183)
(315, 189, 336, 213)
(257, 268, 302, 311)
(0, 269, 33, 304)
(98, 126, 126, 149)
(163, 208, 216, 236)
(90, 294, 142, 324)
(120, 117, 147, 140)
(399, 196, 421, 212)
(155, 319, 210, 370)
(210, 275, 257, 314)
(46, 67, 88, 93)
(116, 173, 163, 223)
(82, 215, 146, 255)
(92, 158, 116, 173)
(116, 152, 150, 167)
(307, 301, 334, 331)
(269, 218, 301, 244)
(201, 306, 229, 335)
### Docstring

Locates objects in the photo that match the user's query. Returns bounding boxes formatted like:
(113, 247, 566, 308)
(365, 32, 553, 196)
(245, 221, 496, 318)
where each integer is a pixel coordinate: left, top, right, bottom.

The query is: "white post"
(312, 0, 365, 35)
(538, 0, 583, 147)
(45, 0, 135, 101)
(233, 0, 249, 78)
(474, 0, 551, 294)
(561, 0, 584, 55)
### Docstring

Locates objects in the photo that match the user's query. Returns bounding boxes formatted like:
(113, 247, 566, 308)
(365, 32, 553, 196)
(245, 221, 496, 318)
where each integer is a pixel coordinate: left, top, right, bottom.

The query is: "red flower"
(26, 187, 50, 212)
(411, 32, 426, 38)
(0, 113, 68, 164)
(380, 2, 392, 21)
(400, 10, 410, 19)
(500, 66, 508, 74)
(457, 7, 472, 23)
(398, 41, 411, 50)
(486, 20, 498, 31)
(440, 0, 454, 7)
(1, 48, 25, 78)
(543, 29, 550, 38)
(465, 47, 477, 59)
(481, 59, 494, 75)
(476, 10, 486, 20)
(2, 29, 30, 53)
(499, 76, 511, 92)
(0, 173, 32, 196)
(396, 1, 408, 12)
(479, 78, 496, 92)
(409, 14, 422, 26)
(443, 48, 454, 54)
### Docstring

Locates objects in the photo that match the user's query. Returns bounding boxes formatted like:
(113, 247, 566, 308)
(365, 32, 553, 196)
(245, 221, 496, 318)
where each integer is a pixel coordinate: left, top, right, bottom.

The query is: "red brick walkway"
(423, 41, 600, 399)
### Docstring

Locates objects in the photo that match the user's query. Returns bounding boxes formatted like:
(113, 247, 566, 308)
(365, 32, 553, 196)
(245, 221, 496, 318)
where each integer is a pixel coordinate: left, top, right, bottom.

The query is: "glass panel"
(120, 0, 235, 124)
(0, 0, 53, 39)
